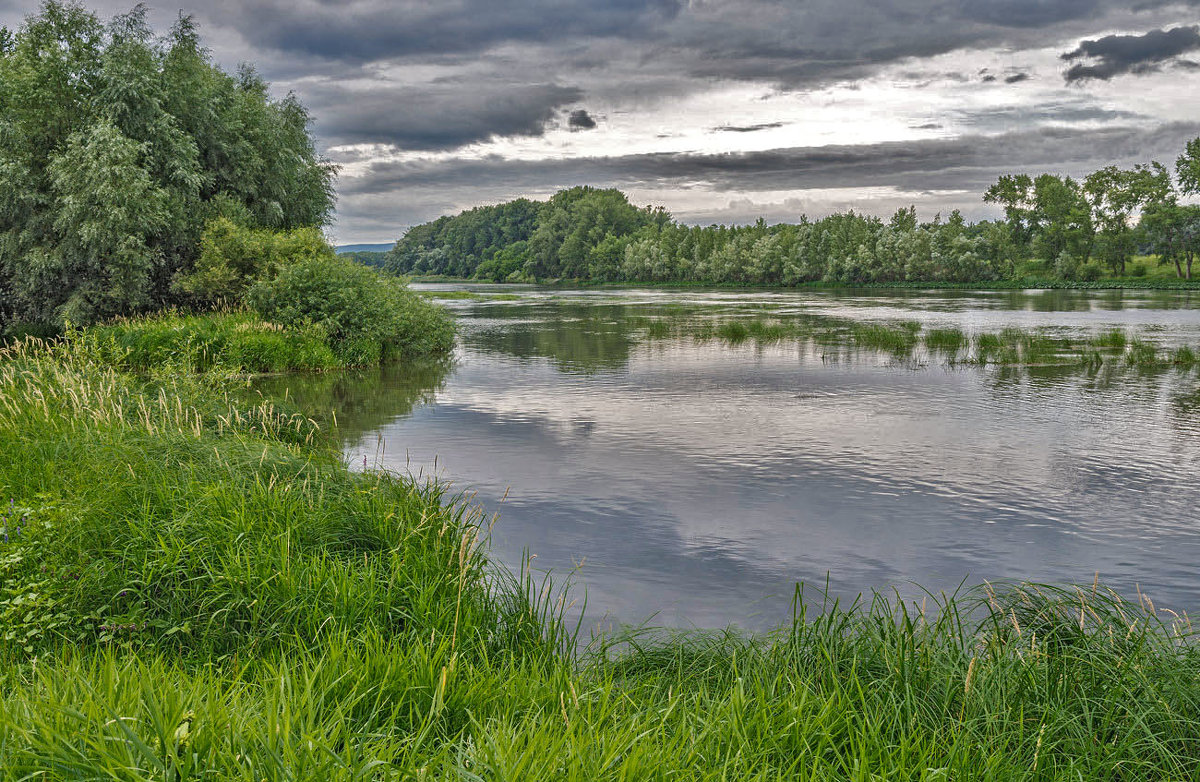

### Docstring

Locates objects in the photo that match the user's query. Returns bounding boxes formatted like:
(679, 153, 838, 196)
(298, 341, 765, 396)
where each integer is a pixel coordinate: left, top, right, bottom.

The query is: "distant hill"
(336, 243, 393, 255)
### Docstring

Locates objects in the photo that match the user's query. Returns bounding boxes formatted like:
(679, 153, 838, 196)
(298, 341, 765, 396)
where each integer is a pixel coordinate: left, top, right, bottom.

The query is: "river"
(256, 285, 1200, 632)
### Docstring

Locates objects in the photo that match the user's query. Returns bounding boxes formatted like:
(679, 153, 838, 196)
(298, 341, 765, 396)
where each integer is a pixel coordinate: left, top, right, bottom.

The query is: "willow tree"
(0, 2, 335, 328)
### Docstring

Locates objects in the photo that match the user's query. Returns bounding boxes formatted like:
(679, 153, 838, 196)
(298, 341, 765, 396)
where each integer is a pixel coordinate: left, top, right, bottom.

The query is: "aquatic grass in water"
(850, 322, 919, 355)
(924, 327, 967, 353)
(1091, 328, 1128, 350)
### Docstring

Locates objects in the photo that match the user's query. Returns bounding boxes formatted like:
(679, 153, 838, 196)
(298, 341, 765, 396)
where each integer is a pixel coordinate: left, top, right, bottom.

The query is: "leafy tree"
(984, 174, 1034, 271)
(1030, 174, 1092, 266)
(1083, 165, 1162, 276)
(1178, 138, 1200, 196)
(0, 2, 334, 327)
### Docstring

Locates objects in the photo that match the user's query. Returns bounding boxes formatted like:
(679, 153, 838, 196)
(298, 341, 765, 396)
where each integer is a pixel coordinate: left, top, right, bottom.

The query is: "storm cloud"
(568, 109, 598, 130)
(342, 123, 1200, 198)
(3, 0, 1198, 241)
(1062, 25, 1200, 82)
(306, 79, 584, 149)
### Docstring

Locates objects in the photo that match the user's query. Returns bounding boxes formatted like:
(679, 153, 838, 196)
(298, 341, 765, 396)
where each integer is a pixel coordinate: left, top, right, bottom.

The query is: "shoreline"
(407, 275, 1200, 292)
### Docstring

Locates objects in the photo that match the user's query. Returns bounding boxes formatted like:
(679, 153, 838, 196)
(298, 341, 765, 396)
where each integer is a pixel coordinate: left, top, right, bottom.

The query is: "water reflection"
(256, 286, 1200, 631)
(253, 357, 452, 445)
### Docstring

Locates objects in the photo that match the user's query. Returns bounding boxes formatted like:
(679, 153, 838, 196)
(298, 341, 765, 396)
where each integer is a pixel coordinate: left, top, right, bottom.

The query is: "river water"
(257, 285, 1200, 631)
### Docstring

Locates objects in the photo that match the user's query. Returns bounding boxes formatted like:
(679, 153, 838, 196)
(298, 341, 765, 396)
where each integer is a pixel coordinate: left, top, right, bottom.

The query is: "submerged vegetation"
(3, 338, 1200, 777)
(642, 310, 1200, 370)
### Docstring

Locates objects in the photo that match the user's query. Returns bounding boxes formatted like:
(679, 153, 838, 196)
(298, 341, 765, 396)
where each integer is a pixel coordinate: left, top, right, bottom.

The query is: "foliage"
(249, 255, 455, 364)
(387, 198, 541, 278)
(175, 217, 334, 306)
(0, 3, 334, 327)
(85, 311, 339, 373)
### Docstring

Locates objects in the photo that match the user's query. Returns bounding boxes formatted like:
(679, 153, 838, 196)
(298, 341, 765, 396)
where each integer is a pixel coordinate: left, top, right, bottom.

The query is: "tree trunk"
(1187, 251, 1194, 280)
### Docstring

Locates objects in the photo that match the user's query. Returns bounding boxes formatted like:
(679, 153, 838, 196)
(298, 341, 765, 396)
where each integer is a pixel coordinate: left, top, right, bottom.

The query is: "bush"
(1078, 264, 1104, 281)
(1053, 251, 1081, 280)
(175, 219, 334, 307)
(248, 256, 455, 363)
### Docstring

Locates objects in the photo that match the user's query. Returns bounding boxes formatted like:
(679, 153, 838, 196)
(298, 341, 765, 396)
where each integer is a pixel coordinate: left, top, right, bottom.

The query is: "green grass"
(851, 322, 920, 355)
(3, 338, 1200, 778)
(419, 290, 524, 301)
(924, 327, 967, 353)
(85, 306, 454, 374)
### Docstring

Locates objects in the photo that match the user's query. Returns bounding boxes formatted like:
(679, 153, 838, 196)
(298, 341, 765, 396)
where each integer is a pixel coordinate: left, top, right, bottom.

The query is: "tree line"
(384, 144, 1200, 286)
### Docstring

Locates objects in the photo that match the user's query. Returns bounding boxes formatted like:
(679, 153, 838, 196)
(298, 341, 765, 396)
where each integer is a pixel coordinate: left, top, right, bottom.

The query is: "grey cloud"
(713, 122, 785, 133)
(953, 103, 1144, 131)
(342, 122, 1200, 199)
(959, 0, 1098, 28)
(1062, 25, 1200, 82)
(1004, 72, 1030, 83)
(330, 121, 1200, 238)
(307, 80, 583, 150)
(568, 109, 598, 130)
(334, 122, 1200, 237)
(206, 0, 683, 63)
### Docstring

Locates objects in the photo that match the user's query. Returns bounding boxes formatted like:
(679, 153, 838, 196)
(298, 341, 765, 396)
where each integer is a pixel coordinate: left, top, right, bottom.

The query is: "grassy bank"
(82, 304, 454, 374)
(2, 339, 1200, 777)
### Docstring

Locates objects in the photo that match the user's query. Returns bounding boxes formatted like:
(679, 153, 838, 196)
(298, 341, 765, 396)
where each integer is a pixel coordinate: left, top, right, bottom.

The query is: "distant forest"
(382, 140, 1200, 285)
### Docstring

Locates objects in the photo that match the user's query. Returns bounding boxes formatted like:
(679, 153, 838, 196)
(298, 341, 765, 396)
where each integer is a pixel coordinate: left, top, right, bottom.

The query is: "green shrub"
(248, 256, 455, 363)
(175, 218, 335, 307)
(1053, 251, 1081, 280)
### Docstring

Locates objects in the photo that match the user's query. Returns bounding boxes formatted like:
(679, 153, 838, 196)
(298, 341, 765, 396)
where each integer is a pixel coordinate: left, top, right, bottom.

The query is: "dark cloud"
(568, 109, 598, 130)
(954, 104, 1145, 131)
(307, 80, 583, 150)
(342, 122, 1200, 200)
(1004, 72, 1031, 83)
(713, 122, 785, 133)
(959, 0, 1097, 28)
(332, 122, 1200, 237)
(1062, 25, 1200, 82)
(206, 0, 683, 63)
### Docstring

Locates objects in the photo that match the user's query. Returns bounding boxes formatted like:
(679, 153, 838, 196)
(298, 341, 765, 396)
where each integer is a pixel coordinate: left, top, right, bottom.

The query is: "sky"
(3, 1, 1200, 244)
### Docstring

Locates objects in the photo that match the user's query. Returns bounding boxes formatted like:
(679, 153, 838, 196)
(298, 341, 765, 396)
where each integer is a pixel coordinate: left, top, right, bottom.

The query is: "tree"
(1178, 138, 1200, 196)
(176, 217, 333, 306)
(0, 2, 335, 327)
(1083, 165, 1162, 276)
(984, 174, 1034, 271)
(1030, 174, 1092, 267)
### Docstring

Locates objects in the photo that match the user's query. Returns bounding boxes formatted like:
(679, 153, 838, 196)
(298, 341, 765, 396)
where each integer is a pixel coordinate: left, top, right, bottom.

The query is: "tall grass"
(2, 337, 1200, 777)
(87, 305, 454, 375)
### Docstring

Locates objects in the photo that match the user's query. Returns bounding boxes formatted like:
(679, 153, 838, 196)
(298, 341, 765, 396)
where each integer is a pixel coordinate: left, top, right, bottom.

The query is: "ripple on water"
(288, 286, 1200, 628)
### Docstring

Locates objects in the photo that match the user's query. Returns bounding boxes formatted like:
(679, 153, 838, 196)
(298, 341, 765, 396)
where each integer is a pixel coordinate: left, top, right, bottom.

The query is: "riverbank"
(408, 274, 1200, 292)
(2, 338, 1200, 777)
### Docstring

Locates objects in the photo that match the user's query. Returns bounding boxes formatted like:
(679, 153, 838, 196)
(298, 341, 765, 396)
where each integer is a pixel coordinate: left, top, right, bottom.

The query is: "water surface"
(258, 286, 1200, 631)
